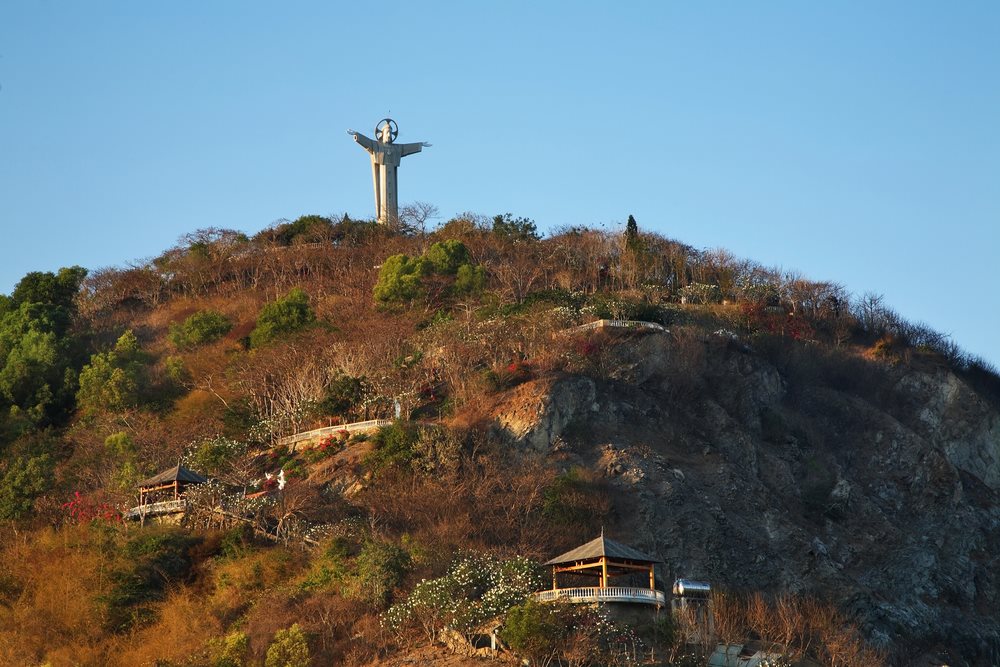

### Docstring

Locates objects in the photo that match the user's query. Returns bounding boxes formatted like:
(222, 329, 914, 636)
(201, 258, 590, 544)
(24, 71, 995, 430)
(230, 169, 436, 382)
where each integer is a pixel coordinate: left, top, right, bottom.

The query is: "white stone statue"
(348, 118, 430, 224)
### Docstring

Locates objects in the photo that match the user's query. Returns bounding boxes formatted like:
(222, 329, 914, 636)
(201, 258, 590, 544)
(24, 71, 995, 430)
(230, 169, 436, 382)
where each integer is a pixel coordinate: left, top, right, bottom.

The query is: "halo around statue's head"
(375, 118, 399, 144)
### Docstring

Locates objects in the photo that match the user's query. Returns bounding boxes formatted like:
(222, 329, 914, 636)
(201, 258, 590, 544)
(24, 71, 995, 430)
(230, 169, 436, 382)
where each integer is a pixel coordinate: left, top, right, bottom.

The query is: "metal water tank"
(673, 578, 711, 597)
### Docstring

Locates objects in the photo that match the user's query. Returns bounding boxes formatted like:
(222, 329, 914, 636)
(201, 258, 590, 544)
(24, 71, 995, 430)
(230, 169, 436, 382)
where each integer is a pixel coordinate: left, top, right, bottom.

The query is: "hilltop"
(0, 212, 997, 666)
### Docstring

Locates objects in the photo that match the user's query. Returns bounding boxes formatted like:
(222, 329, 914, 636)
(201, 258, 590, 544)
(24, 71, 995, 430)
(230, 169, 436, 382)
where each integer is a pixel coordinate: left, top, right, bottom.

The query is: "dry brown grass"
(112, 590, 222, 666)
(703, 590, 887, 667)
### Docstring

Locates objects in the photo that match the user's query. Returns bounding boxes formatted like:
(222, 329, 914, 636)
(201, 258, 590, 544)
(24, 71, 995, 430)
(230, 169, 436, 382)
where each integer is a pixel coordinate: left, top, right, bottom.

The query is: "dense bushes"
(373, 240, 484, 304)
(504, 599, 643, 666)
(101, 527, 201, 632)
(0, 452, 53, 520)
(265, 624, 311, 667)
(76, 329, 147, 415)
(0, 266, 87, 433)
(169, 309, 232, 349)
(250, 288, 315, 347)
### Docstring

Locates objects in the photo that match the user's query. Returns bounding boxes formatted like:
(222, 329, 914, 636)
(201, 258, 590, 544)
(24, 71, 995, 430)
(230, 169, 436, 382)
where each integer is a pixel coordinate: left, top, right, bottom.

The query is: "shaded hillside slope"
(489, 326, 1000, 662)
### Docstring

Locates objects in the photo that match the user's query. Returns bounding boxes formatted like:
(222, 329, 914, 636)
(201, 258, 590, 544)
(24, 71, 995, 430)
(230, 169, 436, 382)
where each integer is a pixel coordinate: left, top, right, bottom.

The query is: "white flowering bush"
(678, 283, 723, 305)
(737, 278, 780, 306)
(384, 552, 544, 645)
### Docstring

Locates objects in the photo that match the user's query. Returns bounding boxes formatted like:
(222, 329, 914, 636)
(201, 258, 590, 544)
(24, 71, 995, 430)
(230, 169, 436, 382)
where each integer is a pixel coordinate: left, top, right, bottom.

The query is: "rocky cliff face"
(492, 329, 1000, 665)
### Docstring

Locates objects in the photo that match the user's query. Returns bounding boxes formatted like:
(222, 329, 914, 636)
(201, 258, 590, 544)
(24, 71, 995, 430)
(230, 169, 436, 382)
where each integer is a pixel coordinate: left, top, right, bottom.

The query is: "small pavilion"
(535, 534, 665, 607)
(137, 463, 208, 506)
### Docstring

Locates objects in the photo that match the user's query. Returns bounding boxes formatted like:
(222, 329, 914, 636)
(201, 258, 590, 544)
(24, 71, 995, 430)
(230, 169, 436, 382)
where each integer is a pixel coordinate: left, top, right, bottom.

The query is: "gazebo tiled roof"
(138, 464, 207, 489)
(544, 535, 659, 566)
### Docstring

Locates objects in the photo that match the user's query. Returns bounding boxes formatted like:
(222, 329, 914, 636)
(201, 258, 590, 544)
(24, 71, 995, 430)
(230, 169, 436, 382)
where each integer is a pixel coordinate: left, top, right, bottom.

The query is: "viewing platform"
(125, 499, 187, 520)
(125, 463, 207, 523)
(533, 586, 665, 607)
(277, 418, 393, 450)
(559, 319, 667, 335)
(537, 535, 665, 609)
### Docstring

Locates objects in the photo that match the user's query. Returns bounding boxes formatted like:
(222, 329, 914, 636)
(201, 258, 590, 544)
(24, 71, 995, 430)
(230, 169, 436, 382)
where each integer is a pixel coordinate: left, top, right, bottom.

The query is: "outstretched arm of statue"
(400, 141, 429, 157)
(348, 130, 376, 151)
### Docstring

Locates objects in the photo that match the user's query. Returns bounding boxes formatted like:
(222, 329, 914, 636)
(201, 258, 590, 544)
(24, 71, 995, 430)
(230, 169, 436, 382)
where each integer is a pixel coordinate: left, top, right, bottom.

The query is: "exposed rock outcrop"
(492, 330, 1000, 665)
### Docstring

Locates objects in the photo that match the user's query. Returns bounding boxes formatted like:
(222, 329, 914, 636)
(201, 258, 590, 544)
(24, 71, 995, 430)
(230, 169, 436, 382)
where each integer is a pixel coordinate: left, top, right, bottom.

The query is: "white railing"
(533, 586, 666, 607)
(125, 499, 187, 521)
(277, 419, 394, 449)
(561, 319, 668, 335)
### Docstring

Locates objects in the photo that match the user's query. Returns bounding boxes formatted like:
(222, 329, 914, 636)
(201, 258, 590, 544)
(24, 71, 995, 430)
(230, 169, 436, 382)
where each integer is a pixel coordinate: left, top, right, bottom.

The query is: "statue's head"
(376, 118, 397, 144)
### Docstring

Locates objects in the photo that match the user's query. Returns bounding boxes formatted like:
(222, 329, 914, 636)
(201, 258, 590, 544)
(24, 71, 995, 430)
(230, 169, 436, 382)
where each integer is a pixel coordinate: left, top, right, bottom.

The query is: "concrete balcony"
(532, 586, 666, 607)
(125, 499, 187, 521)
(277, 419, 394, 450)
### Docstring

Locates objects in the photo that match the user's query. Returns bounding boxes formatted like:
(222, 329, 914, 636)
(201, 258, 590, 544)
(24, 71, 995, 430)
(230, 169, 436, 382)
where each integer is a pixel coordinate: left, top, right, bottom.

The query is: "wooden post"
(174, 479, 179, 500)
(600, 557, 608, 589)
(552, 567, 558, 590)
(649, 564, 655, 590)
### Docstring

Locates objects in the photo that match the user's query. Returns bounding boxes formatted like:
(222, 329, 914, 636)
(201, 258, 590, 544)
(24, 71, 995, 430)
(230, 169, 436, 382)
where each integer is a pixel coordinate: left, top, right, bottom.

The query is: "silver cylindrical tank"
(673, 578, 711, 597)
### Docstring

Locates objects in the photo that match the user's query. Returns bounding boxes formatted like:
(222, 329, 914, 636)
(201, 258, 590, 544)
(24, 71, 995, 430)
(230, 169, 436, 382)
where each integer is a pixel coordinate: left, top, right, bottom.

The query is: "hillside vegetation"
(0, 212, 997, 666)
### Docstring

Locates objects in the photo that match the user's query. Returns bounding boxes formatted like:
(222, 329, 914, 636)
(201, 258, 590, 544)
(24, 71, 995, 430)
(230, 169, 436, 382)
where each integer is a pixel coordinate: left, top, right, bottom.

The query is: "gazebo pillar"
(601, 557, 608, 589)
(649, 564, 655, 589)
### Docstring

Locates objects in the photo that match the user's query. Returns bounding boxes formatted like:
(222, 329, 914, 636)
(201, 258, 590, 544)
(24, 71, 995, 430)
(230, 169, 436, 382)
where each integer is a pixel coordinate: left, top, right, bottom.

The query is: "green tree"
(373, 254, 431, 304)
(624, 214, 640, 251)
(250, 288, 316, 347)
(352, 539, 411, 605)
(169, 310, 232, 349)
(264, 214, 333, 245)
(0, 453, 54, 520)
(364, 421, 420, 473)
(265, 624, 310, 667)
(76, 330, 147, 415)
(492, 213, 539, 243)
(0, 267, 87, 432)
(424, 240, 470, 275)
(318, 374, 366, 419)
(208, 631, 249, 667)
(454, 263, 486, 295)
(105, 431, 140, 491)
(503, 599, 568, 664)
(374, 241, 484, 304)
(9, 266, 87, 313)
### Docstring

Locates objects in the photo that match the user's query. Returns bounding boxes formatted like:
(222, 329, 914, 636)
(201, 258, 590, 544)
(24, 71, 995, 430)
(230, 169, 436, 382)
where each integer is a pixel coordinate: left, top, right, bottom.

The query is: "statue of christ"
(348, 118, 430, 224)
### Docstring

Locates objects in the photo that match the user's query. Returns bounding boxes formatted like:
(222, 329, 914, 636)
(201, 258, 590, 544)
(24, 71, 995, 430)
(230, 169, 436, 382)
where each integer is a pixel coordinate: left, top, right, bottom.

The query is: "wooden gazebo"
(137, 463, 207, 506)
(534, 535, 665, 607)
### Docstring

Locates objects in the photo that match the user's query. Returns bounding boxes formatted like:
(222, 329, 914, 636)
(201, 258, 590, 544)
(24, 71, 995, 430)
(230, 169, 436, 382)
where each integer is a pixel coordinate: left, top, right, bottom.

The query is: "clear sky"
(1, 2, 998, 366)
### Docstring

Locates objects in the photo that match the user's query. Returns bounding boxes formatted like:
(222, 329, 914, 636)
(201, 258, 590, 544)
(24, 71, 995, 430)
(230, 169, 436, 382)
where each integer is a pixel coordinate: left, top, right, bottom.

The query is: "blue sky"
(1, 2, 998, 365)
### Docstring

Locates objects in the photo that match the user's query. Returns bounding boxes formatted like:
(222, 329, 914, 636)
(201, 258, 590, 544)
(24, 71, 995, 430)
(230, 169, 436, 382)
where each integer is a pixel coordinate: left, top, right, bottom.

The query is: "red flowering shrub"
(62, 491, 123, 524)
(575, 339, 602, 359)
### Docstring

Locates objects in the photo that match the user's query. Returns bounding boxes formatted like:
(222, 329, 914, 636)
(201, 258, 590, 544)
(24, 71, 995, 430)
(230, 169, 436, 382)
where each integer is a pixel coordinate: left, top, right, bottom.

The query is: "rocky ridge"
(491, 328, 1000, 664)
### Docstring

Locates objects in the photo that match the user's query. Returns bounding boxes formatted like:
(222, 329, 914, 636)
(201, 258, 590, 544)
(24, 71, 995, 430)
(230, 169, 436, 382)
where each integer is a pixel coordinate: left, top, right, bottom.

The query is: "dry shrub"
(112, 590, 222, 666)
(0, 525, 107, 665)
(616, 324, 704, 405)
(707, 591, 887, 667)
(357, 444, 599, 559)
(294, 593, 373, 664)
(340, 611, 385, 667)
(0, 524, 223, 665)
(165, 389, 227, 441)
(709, 591, 749, 645)
(745, 591, 775, 645)
(242, 592, 305, 662)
